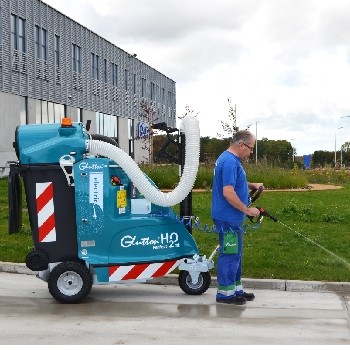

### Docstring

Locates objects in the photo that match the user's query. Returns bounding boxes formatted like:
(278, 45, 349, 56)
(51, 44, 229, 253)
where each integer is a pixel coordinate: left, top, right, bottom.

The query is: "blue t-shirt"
(211, 151, 249, 224)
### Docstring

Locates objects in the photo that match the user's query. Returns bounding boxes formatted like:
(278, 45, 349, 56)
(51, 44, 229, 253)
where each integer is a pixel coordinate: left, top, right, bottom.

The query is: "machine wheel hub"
(57, 271, 83, 296)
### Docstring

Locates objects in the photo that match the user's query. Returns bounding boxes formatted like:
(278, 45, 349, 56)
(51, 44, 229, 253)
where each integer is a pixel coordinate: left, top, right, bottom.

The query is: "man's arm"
(223, 185, 260, 217)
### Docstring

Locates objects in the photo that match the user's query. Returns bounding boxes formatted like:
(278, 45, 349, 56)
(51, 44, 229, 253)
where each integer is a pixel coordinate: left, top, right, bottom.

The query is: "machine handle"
(249, 186, 264, 204)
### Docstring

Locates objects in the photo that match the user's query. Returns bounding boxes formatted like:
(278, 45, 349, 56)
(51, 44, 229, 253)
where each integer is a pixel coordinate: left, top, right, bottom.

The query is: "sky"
(45, 0, 350, 156)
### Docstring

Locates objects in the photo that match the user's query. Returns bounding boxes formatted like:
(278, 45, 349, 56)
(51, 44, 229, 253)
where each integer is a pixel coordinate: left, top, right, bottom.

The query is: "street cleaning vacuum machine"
(8, 115, 214, 303)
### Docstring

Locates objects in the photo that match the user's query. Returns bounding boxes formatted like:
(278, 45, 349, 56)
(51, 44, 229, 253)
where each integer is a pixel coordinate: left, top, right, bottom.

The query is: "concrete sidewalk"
(1, 270, 350, 345)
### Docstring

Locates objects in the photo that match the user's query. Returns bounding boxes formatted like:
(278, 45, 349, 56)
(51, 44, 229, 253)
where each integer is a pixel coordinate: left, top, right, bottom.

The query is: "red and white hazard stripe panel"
(36, 182, 56, 243)
(108, 260, 180, 282)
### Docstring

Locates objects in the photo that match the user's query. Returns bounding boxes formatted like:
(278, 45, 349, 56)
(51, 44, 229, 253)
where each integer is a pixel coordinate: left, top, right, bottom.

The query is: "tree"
(179, 105, 199, 120)
(200, 136, 227, 164)
(257, 138, 293, 167)
(217, 98, 238, 139)
(341, 141, 350, 167)
(136, 100, 158, 164)
(342, 141, 350, 153)
(312, 150, 334, 167)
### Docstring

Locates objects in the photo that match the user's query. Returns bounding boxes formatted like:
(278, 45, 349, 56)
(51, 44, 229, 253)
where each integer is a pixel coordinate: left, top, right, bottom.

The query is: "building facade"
(0, 0, 176, 170)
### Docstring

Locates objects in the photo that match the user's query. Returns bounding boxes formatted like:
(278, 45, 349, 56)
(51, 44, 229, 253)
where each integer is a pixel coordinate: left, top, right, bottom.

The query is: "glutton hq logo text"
(121, 232, 179, 248)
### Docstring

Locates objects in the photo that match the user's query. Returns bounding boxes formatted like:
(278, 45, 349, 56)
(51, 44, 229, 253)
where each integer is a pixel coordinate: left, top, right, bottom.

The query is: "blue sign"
(303, 155, 311, 169)
(137, 122, 150, 138)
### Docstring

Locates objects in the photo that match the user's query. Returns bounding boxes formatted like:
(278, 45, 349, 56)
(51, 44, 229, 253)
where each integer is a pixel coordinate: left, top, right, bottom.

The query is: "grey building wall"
(0, 91, 22, 172)
(0, 0, 176, 172)
(118, 117, 129, 155)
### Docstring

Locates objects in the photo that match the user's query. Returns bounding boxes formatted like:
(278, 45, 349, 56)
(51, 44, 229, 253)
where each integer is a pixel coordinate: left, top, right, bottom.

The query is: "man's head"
(229, 130, 256, 160)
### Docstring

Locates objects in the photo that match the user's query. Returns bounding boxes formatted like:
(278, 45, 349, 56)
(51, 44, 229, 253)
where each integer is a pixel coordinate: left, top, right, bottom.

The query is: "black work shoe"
(242, 292, 255, 301)
(216, 295, 247, 305)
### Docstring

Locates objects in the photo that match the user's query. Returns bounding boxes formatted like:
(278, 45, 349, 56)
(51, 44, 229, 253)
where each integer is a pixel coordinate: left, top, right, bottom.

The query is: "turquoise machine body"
(15, 121, 88, 165)
(73, 156, 199, 283)
(13, 120, 199, 285)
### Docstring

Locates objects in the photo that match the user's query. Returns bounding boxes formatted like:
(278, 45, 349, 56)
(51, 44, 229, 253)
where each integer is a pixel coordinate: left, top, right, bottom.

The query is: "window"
(36, 100, 66, 124)
(18, 17, 25, 52)
(72, 44, 81, 73)
(77, 108, 83, 123)
(141, 78, 146, 97)
(111, 63, 118, 87)
(0, 2, 2, 47)
(161, 88, 165, 104)
(41, 28, 47, 60)
(54, 35, 60, 66)
(103, 59, 108, 84)
(53, 103, 65, 122)
(95, 113, 118, 138)
(128, 118, 134, 159)
(124, 69, 128, 91)
(91, 53, 99, 80)
(20, 97, 27, 125)
(11, 15, 16, 49)
(48, 102, 54, 123)
(11, 14, 26, 52)
(133, 74, 136, 94)
(35, 26, 47, 60)
(76, 46, 81, 73)
(168, 91, 172, 107)
(150, 82, 155, 101)
(35, 26, 39, 58)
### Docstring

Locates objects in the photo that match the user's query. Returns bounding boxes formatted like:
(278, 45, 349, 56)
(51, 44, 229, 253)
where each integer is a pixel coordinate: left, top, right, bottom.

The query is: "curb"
(149, 274, 350, 294)
(1, 262, 349, 294)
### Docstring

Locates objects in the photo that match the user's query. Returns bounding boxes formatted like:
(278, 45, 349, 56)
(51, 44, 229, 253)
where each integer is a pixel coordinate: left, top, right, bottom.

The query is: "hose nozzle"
(256, 206, 278, 222)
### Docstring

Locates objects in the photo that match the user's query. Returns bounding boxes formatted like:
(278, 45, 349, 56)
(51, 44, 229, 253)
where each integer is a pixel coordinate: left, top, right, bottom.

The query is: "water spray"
(257, 207, 350, 271)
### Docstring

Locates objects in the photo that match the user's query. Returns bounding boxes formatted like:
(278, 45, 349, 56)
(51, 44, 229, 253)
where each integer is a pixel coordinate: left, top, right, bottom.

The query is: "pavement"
(1, 261, 350, 345)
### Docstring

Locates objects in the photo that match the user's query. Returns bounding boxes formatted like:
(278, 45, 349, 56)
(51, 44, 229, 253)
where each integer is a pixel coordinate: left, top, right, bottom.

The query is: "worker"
(211, 130, 263, 305)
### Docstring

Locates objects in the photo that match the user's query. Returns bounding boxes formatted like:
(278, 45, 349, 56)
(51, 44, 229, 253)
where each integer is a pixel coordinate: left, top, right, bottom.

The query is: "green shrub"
(305, 168, 350, 185)
(245, 162, 308, 189)
(141, 163, 309, 190)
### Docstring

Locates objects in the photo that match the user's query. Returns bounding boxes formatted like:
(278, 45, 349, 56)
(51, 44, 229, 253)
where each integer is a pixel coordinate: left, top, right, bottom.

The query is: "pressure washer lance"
(252, 206, 278, 223)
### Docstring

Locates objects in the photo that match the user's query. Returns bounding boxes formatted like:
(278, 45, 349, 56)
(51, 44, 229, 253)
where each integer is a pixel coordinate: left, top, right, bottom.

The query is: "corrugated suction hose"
(87, 115, 200, 207)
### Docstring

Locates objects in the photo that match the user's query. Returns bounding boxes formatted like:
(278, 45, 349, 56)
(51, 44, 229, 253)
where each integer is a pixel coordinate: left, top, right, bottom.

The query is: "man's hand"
(248, 183, 264, 191)
(246, 207, 260, 217)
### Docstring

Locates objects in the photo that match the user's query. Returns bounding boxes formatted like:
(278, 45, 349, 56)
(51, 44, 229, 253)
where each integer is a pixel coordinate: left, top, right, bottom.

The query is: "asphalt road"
(1, 271, 350, 345)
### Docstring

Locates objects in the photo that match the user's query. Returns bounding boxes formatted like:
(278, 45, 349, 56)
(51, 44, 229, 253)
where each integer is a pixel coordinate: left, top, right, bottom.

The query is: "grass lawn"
(1, 176, 350, 282)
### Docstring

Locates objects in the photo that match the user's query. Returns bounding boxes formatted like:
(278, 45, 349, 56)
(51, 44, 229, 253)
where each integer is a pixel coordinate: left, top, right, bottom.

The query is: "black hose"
(90, 134, 119, 147)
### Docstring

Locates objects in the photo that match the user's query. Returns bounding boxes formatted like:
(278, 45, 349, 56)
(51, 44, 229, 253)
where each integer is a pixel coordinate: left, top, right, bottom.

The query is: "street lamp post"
(335, 126, 343, 168)
(341, 134, 343, 168)
(255, 121, 259, 164)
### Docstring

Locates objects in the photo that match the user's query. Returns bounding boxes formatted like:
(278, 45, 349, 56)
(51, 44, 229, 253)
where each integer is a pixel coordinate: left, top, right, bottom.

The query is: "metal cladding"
(0, 0, 176, 126)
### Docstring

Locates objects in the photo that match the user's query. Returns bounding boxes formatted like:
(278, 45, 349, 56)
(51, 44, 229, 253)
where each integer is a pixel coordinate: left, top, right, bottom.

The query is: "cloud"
(87, 0, 260, 41)
(44, 0, 350, 155)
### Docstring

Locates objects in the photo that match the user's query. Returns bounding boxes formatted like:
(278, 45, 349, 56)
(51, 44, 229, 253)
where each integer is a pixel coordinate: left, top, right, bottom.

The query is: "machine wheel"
(25, 249, 49, 271)
(178, 270, 211, 295)
(48, 261, 92, 304)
